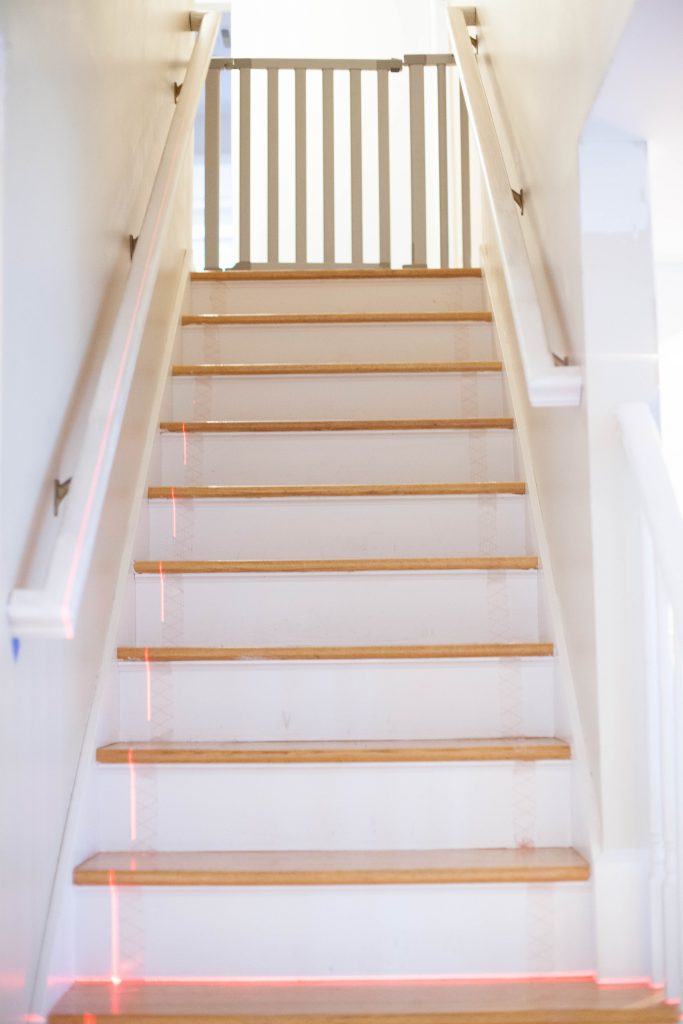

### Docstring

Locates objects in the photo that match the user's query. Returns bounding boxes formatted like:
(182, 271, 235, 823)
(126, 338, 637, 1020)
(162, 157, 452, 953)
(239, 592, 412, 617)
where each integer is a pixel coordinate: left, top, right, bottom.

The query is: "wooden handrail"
(7, 11, 221, 638)
(447, 8, 582, 408)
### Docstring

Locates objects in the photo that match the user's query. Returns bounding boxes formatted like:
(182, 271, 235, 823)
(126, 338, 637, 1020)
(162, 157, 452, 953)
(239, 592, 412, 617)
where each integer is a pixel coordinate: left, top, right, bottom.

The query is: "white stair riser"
(190, 277, 486, 314)
(170, 373, 508, 422)
(132, 571, 542, 646)
(118, 658, 555, 742)
(95, 760, 571, 851)
(157, 431, 519, 486)
(181, 322, 497, 365)
(145, 495, 532, 560)
(73, 882, 592, 978)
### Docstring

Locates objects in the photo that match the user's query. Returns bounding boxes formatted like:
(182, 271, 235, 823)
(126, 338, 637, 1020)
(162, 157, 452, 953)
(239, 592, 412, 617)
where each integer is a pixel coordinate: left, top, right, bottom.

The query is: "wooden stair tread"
(191, 267, 483, 280)
(96, 737, 570, 765)
(117, 643, 553, 662)
(73, 848, 590, 887)
(49, 979, 679, 1023)
(159, 418, 514, 433)
(148, 483, 527, 499)
(132, 557, 539, 575)
(182, 312, 492, 325)
(172, 361, 503, 376)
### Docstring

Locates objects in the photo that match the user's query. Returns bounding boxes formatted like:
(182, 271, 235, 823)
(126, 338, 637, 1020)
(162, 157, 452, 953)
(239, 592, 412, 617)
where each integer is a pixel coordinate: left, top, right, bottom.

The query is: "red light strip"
(159, 561, 165, 623)
(171, 487, 177, 539)
(59, 971, 602, 987)
(108, 871, 121, 986)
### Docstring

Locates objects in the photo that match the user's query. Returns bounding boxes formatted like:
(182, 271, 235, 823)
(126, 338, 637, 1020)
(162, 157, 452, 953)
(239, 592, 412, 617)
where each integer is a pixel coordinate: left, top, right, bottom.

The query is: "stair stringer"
(30, 255, 193, 1017)
(481, 248, 651, 981)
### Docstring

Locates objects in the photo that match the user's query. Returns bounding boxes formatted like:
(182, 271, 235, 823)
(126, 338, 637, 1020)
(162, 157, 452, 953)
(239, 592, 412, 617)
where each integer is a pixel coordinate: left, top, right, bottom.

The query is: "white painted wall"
(0, 3, 192, 1019)
(470, 0, 680, 980)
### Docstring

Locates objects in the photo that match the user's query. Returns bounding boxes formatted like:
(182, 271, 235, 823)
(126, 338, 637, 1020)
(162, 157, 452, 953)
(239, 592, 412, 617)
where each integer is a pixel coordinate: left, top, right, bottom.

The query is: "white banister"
(7, 11, 221, 639)
(447, 7, 582, 408)
(619, 401, 683, 999)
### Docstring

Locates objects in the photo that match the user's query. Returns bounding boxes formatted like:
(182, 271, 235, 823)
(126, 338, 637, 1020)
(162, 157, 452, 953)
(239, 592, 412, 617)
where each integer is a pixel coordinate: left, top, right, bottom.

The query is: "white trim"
(447, 8, 582, 408)
(7, 12, 220, 639)
(482, 249, 600, 850)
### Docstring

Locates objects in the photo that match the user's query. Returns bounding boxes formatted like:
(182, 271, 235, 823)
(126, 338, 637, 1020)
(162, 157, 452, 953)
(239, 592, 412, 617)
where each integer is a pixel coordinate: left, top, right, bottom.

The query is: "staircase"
(50, 269, 676, 1022)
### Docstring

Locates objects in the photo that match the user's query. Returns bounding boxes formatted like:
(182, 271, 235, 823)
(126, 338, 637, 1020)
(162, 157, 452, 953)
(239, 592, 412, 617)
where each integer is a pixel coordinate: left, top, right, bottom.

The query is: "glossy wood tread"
(48, 978, 679, 1024)
(160, 418, 514, 433)
(118, 643, 554, 662)
(172, 361, 503, 376)
(182, 312, 493, 326)
(148, 482, 527, 499)
(73, 849, 589, 887)
(133, 556, 539, 575)
(96, 737, 570, 765)
(192, 267, 483, 280)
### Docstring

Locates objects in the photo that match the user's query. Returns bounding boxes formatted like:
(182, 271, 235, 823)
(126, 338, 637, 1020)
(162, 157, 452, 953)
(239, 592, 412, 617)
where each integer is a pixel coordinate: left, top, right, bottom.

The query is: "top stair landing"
(190, 268, 485, 316)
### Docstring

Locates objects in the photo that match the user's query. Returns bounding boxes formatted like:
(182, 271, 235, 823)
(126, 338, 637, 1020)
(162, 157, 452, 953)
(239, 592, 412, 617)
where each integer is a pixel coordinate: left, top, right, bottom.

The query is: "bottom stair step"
(49, 979, 679, 1023)
(73, 848, 590, 887)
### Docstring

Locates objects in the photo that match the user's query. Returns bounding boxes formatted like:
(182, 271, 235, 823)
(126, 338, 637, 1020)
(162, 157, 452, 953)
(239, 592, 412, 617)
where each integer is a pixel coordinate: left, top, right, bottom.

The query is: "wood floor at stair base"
(48, 979, 679, 1024)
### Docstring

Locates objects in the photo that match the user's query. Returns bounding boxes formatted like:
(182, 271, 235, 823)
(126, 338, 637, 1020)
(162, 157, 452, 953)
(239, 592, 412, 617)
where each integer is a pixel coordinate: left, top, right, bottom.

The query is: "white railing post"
(458, 81, 471, 268)
(349, 68, 363, 267)
(267, 67, 279, 266)
(295, 67, 307, 266)
(406, 55, 427, 267)
(377, 67, 391, 268)
(436, 62, 449, 268)
(204, 66, 221, 270)
(238, 64, 251, 268)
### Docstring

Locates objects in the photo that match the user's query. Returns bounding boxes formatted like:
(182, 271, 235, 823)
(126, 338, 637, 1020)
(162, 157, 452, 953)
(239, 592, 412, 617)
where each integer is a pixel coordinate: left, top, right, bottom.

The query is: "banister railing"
(200, 52, 470, 271)
(447, 7, 582, 408)
(7, 11, 221, 639)
(619, 401, 683, 1000)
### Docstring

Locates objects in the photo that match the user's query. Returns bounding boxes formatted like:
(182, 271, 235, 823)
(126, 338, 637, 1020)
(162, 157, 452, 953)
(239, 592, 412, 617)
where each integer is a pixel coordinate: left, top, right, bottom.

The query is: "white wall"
(0, 3, 192, 1019)
(471, 0, 636, 841)
(471, 0, 675, 979)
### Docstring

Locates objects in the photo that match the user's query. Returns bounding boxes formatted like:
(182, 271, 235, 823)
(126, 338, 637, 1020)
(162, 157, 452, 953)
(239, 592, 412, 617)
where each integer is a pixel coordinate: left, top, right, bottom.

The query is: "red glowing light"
(83, 1014, 97, 1024)
(21, 1015, 46, 1022)
(171, 486, 177, 539)
(61, 971, 601, 987)
(145, 647, 152, 722)
(127, 750, 137, 842)
(108, 870, 121, 986)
